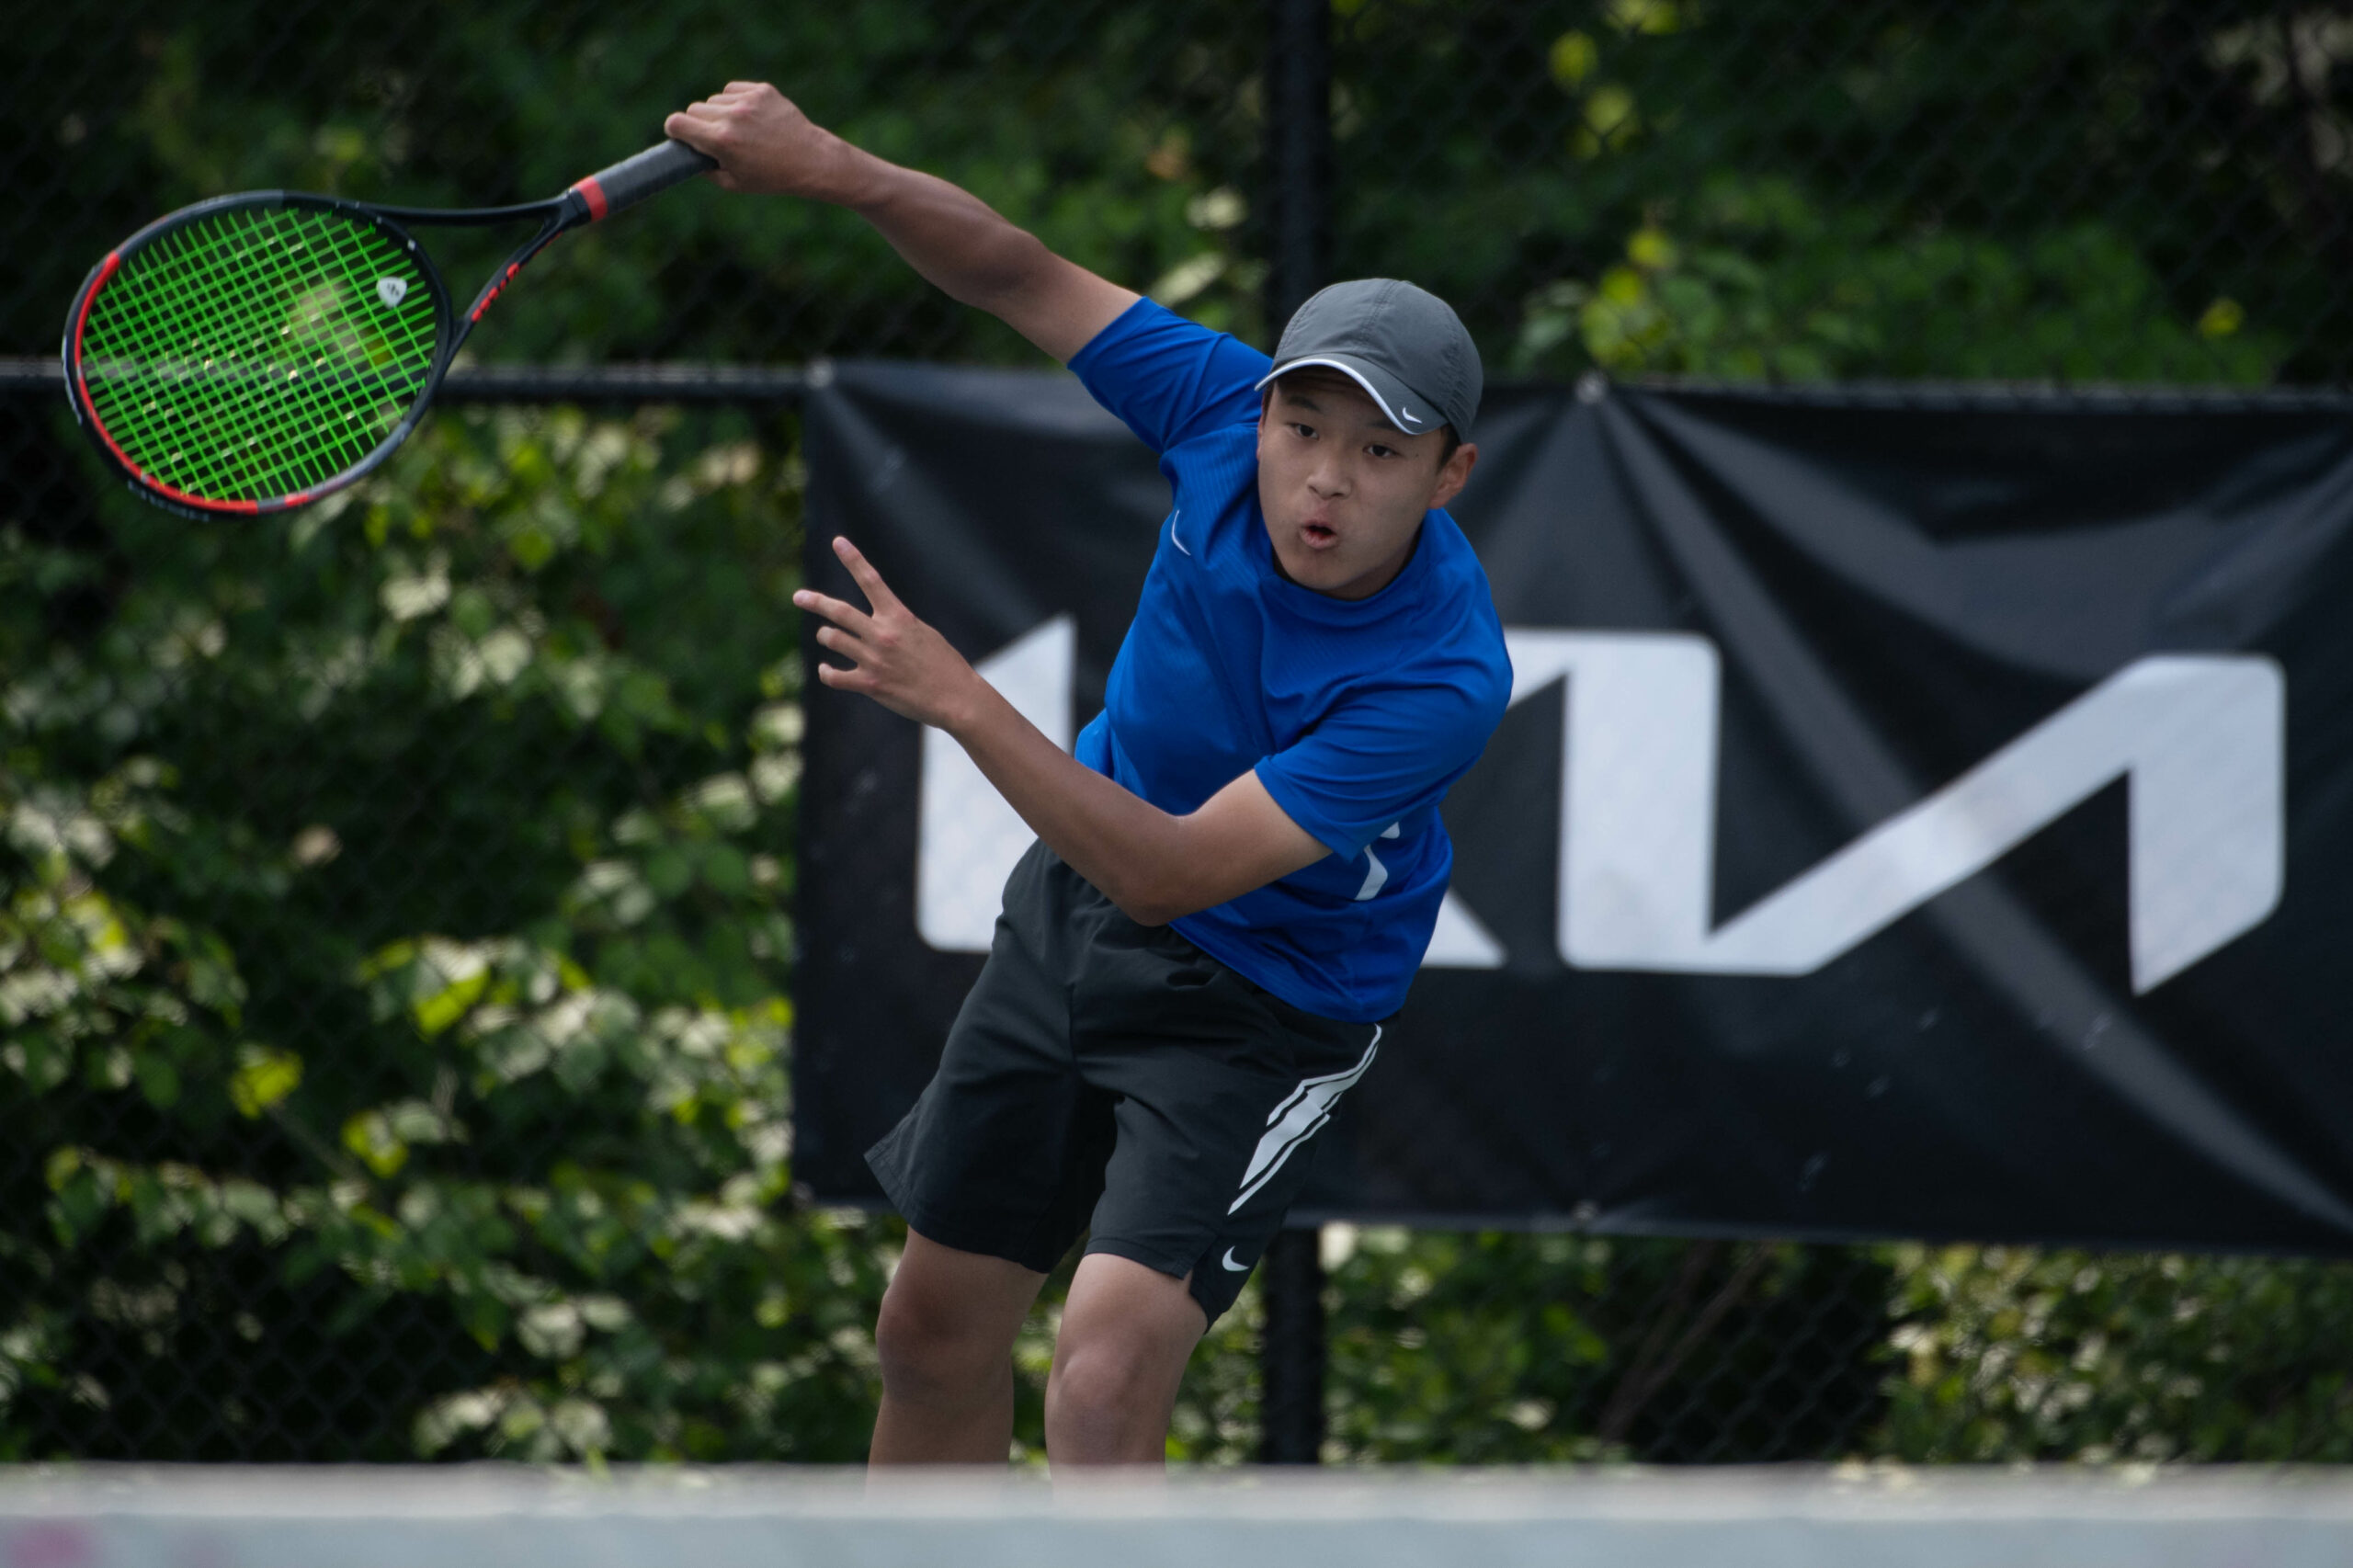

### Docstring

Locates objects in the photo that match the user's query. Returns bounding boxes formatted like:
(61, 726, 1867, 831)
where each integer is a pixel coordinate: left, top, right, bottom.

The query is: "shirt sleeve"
(1253, 661, 1511, 860)
(1068, 297, 1271, 456)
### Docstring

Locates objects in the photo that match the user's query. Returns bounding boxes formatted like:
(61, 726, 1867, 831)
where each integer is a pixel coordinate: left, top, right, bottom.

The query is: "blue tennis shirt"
(1066, 298, 1511, 1022)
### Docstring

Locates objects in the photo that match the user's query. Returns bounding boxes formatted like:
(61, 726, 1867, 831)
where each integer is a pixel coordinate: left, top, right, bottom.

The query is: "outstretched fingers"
(832, 536, 905, 613)
(790, 535, 973, 726)
(796, 548, 893, 689)
(794, 586, 870, 635)
(814, 659, 865, 690)
(809, 620, 875, 692)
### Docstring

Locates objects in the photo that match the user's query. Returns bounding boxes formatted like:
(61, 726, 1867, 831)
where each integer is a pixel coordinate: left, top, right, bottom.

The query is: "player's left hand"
(793, 537, 987, 733)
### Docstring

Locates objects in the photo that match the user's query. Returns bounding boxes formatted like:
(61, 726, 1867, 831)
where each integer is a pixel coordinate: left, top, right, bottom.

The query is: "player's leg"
(1043, 1253, 1208, 1465)
(863, 839, 1113, 1466)
(1052, 842, 1386, 1470)
(870, 1228, 1049, 1463)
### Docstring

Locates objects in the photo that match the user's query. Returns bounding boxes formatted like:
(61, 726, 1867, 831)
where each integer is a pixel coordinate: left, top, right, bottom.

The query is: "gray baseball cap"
(1256, 278, 1482, 439)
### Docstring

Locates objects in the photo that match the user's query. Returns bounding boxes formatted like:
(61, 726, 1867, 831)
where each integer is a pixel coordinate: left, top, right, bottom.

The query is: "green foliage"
(1880, 1244, 2353, 1462)
(10, 0, 1268, 362)
(1512, 177, 2283, 383)
(17, 0, 2340, 381)
(1295, 1229, 2353, 1464)
(1333, 0, 2326, 381)
(1318, 1229, 1891, 1462)
(0, 402, 905, 1460)
(2, 756, 252, 1127)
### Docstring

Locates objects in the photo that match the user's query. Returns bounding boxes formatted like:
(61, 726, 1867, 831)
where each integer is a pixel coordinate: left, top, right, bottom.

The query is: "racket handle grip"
(570, 140, 718, 222)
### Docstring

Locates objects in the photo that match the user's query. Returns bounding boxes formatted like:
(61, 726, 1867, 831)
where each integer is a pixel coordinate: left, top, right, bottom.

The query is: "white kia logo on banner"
(1505, 632, 2283, 995)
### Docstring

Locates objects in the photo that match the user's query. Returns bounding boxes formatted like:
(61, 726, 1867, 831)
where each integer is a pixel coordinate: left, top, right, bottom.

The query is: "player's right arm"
(665, 82, 1138, 364)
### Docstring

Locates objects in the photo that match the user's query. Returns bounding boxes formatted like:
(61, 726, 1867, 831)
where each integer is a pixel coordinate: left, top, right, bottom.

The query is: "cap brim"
(1256, 355, 1442, 436)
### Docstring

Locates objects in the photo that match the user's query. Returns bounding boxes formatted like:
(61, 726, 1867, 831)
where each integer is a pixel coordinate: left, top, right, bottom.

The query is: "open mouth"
(1302, 520, 1338, 549)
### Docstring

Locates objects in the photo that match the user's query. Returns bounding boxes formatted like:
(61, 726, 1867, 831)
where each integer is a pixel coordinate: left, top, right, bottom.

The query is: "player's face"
(1256, 377, 1477, 600)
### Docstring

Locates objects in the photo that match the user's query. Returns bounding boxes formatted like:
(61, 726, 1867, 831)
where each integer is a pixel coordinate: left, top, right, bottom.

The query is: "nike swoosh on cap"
(1222, 1247, 1250, 1272)
(1399, 408, 1425, 426)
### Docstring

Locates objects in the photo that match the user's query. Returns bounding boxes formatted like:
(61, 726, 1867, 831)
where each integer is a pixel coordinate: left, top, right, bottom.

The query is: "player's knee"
(874, 1277, 1000, 1405)
(1045, 1333, 1168, 1437)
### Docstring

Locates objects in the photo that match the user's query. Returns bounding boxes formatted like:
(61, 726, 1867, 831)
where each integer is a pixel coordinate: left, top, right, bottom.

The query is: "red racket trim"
(469, 260, 529, 324)
(65, 249, 119, 387)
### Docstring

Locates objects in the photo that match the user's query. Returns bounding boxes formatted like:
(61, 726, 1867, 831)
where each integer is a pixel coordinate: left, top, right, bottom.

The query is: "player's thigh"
(1051, 1251, 1207, 1400)
(878, 1228, 1050, 1372)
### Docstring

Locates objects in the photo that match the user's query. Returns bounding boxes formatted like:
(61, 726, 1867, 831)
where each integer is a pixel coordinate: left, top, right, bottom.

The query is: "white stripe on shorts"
(1227, 1026, 1381, 1215)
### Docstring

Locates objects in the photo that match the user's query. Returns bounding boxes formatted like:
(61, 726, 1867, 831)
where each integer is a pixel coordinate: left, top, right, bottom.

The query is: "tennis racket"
(61, 139, 716, 518)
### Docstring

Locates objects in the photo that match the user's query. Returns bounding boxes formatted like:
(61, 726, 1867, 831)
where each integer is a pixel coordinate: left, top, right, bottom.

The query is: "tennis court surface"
(7, 1466, 2353, 1566)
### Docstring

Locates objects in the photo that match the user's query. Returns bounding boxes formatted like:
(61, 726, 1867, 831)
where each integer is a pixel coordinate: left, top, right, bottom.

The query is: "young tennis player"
(668, 83, 1511, 1469)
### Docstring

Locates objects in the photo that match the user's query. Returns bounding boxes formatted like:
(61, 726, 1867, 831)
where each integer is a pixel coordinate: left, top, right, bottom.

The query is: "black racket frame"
(62, 139, 714, 519)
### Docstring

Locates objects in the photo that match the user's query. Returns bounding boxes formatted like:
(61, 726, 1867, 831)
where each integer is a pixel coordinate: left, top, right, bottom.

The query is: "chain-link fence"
(15, 0, 2353, 377)
(1329, 0, 2353, 385)
(11, 0, 2353, 1467)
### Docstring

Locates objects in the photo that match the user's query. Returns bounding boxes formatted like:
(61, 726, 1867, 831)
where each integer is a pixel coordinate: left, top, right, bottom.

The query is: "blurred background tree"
(7, 0, 2353, 1464)
(7, 0, 2337, 376)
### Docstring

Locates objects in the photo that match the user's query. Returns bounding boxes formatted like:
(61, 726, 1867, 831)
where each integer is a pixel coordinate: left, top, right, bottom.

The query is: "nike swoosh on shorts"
(1222, 1247, 1250, 1272)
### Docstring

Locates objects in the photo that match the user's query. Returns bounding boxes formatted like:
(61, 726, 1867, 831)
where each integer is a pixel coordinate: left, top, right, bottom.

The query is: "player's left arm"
(796, 537, 1326, 926)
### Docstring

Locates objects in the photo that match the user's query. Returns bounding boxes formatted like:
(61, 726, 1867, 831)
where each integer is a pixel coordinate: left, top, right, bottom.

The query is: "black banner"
(795, 363, 2353, 1253)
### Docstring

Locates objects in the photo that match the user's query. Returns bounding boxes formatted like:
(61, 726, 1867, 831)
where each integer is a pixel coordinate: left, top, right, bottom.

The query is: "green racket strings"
(78, 206, 439, 503)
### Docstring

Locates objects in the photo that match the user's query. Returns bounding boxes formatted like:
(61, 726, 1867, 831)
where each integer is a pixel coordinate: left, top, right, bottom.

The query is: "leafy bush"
(1, 404, 903, 1460)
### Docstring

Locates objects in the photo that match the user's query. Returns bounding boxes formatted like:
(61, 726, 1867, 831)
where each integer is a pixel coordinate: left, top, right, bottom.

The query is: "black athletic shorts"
(867, 839, 1386, 1323)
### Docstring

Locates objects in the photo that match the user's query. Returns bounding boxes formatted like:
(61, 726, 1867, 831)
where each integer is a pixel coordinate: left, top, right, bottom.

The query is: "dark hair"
(1262, 369, 1461, 472)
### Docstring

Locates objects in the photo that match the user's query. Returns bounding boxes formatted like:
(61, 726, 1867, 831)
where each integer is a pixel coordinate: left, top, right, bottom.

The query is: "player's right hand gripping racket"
(61, 139, 716, 518)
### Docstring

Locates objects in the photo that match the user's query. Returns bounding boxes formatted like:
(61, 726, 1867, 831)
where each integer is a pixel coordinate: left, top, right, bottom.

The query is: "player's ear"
(1427, 440, 1478, 510)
